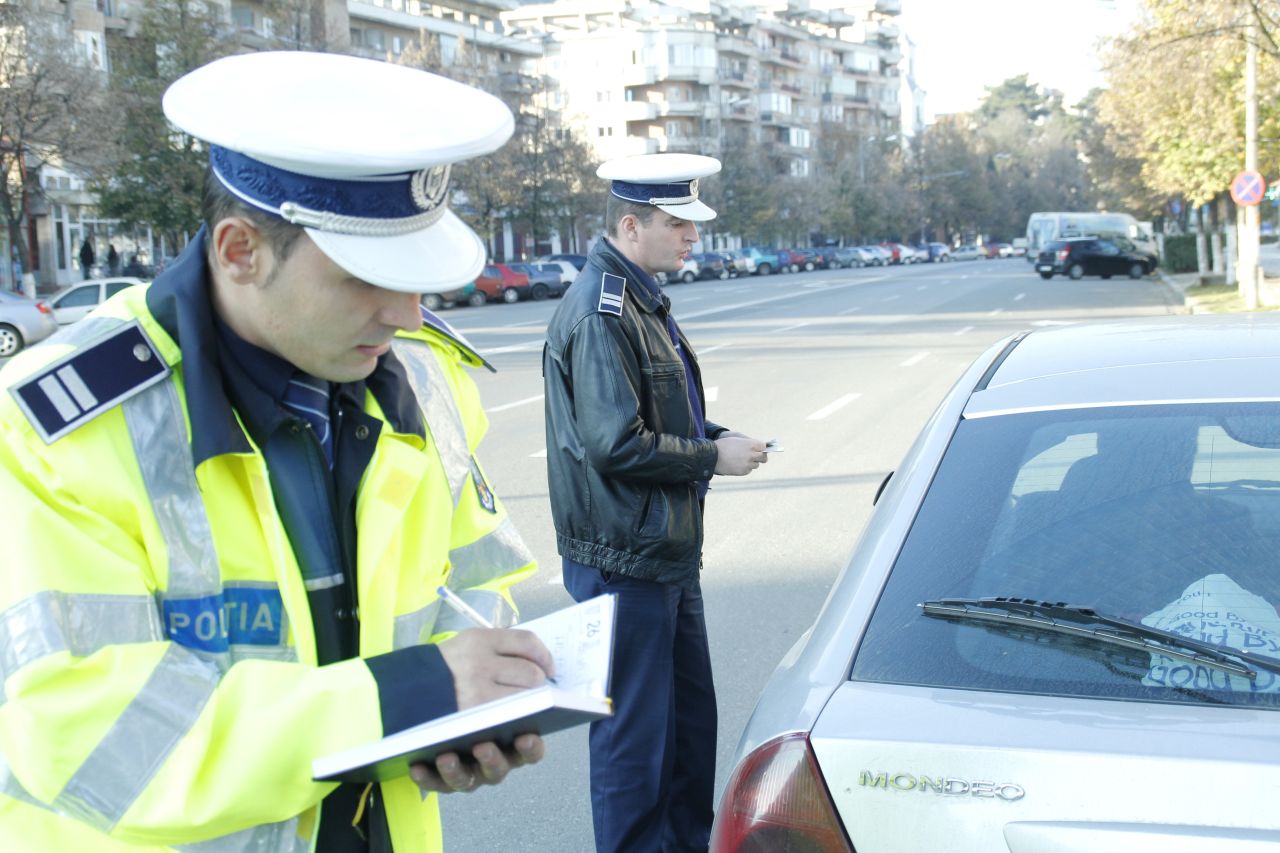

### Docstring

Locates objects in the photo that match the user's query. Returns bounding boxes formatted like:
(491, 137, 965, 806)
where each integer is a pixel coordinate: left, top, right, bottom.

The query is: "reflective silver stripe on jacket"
(54, 644, 220, 831)
(0, 591, 164, 705)
(447, 517, 535, 591)
(176, 817, 307, 852)
(393, 600, 443, 650)
(392, 339, 472, 505)
(433, 589, 516, 633)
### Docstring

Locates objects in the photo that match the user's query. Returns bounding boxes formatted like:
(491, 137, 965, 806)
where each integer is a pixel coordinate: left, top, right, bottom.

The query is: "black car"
(1036, 237, 1158, 280)
(690, 252, 731, 280)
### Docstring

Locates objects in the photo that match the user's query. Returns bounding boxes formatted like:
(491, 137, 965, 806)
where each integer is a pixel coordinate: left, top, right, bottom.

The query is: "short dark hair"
(605, 194, 657, 238)
(201, 167, 305, 266)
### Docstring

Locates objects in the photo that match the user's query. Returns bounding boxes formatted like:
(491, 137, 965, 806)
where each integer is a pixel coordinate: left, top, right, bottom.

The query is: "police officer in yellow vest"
(0, 52, 554, 851)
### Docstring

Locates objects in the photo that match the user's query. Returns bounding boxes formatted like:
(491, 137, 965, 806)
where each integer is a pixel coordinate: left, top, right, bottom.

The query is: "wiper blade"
(919, 596, 1280, 681)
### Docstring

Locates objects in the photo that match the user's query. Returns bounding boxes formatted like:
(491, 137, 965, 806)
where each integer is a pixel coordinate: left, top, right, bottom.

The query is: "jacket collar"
(590, 239, 663, 314)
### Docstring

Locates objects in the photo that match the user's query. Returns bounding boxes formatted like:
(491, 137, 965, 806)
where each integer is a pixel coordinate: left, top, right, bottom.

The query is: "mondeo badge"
(858, 771, 1025, 801)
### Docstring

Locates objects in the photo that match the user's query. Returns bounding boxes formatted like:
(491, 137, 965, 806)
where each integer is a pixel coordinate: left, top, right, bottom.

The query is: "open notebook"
(312, 593, 616, 784)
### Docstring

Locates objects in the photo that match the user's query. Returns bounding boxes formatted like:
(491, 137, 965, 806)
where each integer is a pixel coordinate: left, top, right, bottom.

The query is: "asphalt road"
(436, 257, 1183, 852)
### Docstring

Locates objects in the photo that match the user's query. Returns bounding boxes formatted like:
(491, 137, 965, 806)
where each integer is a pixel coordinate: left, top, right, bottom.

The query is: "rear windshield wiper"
(919, 596, 1280, 681)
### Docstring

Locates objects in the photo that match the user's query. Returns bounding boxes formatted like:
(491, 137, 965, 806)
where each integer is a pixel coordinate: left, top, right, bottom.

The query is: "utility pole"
(1240, 14, 1261, 309)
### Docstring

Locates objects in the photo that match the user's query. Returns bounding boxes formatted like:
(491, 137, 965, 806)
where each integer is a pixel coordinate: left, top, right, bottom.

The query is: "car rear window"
(851, 402, 1280, 708)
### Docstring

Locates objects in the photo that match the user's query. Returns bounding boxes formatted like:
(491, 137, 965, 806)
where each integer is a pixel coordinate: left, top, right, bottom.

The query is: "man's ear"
(617, 213, 639, 244)
(210, 217, 271, 286)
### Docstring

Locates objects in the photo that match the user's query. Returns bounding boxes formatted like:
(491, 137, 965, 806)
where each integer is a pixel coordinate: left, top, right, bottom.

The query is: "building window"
(392, 36, 403, 54)
(440, 34, 457, 65)
(231, 5, 254, 30)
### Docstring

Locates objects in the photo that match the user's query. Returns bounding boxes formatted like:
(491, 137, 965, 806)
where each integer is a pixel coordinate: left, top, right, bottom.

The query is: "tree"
(92, 0, 232, 252)
(0, 0, 118, 291)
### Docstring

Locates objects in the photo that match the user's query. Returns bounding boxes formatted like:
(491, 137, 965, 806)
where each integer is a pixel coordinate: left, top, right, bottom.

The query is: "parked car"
(832, 246, 874, 268)
(508, 262, 567, 300)
(472, 263, 531, 303)
(721, 249, 757, 277)
(774, 248, 806, 273)
(712, 314, 1280, 852)
(421, 282, 478, 311)
(920, 242, 952, 263)
(951, 244, 985, 261)
(690, 252, 731, 280)
(539, 253, 589, 272)
(1036, 237, 1158, 281)
(742, 247, 786, 276)
(0, 291, 58, 358)
(537, 259, 579, 286)
(794, 248, 839, 271)
(46, 277, 147, 325)
(860, 245, 892, 266)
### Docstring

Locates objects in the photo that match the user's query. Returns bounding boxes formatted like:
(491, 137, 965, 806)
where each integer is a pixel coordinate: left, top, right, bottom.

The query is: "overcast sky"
(898, 0, 1144, 120)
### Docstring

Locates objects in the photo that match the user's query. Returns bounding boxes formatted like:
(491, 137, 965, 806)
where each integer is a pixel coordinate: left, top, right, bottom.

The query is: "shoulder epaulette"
(597, 273, 626, 316)
(9, 320, 170, 444)
(419, 305, 495, 373)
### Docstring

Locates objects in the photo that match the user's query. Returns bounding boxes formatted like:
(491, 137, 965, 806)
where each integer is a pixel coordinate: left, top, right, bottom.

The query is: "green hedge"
(1162, 234, 1210, 273)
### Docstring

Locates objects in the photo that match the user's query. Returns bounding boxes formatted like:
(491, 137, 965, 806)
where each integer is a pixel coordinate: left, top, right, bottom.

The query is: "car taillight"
(1055, 249, 1069, 262)
(710, 732, 853, 853)
(35, 301, 52, 314)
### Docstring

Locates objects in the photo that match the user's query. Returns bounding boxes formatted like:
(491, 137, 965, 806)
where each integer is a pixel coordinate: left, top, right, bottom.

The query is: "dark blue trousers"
(563, 559, 717, 853)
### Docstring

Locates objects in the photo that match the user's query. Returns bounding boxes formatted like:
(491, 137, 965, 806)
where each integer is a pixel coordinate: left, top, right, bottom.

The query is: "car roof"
(966, 315, 1280, 418)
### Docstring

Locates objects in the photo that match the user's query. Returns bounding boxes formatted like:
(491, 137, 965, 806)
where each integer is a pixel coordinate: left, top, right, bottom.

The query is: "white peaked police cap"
(597, 153, 721, 222)
(163, 51, 514, 293)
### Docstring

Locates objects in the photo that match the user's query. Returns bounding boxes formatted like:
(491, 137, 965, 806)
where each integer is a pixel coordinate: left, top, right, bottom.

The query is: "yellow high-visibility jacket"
(0, 283, 535, 851)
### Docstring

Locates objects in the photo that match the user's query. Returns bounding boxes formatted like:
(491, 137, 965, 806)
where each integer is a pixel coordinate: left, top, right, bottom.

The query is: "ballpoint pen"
(435, 586, 559, 684)
(436, 585, 495, 628)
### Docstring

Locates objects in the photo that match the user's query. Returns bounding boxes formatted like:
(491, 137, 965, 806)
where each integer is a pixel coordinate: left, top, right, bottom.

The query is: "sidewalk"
(1159, 243, 1280, 313)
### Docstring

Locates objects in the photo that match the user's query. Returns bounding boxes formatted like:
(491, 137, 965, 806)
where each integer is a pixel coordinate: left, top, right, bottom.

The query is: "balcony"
(660, 101, 717, 120)
(875, 0, 901, 12)
(719, 69, 756, 89)
(778, 82, 802, 95)
(618, 101, 659, 121)
(663, 65, 719, 85)
(880, 101, 901, 117)
(716, 35, 756, 55)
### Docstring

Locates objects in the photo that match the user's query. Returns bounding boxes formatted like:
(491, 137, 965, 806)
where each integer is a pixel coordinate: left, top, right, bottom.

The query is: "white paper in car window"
(1141, 574, 1280, 694)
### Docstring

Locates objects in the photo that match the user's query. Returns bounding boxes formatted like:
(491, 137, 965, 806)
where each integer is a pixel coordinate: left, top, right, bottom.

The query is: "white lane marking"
(881, 294, 900, 302)
(547, 572, 564, 586)
(705, 386, 719, 402)
(530, 448, 547, 458)
(900, 352, 930, 367)
(680, 296, 705, 303)
(770, 321, 811, 334)
(1030, 320, 1076, 326)
(807, 393, 862, 421)
(486, 394, 544, 413)
(1014, 292, 1026, 302)
(679, 275, 887, 321)
(699, 343, 732, 355)
(955, 325, 974, 335)
(988, 307, 1004, 316)
(917, 285, 928, 291)
(837, 305, 862, 315)
(479, 340, 544, 355)
(505, 319, 545, 328)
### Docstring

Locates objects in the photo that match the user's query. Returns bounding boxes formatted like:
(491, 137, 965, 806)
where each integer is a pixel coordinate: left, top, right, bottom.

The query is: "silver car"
(47, 277, 146, 325)
(0, 291, 58, 357)
(713, 314, 1280, 852)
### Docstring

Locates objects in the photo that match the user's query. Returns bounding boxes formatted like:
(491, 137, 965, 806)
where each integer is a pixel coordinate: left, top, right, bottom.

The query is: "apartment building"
(13, 0, 545, 290)
(503, 0, 908, 179)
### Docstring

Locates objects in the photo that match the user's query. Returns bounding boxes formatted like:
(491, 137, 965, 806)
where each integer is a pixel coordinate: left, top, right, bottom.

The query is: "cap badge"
(411, 165, 451, 212)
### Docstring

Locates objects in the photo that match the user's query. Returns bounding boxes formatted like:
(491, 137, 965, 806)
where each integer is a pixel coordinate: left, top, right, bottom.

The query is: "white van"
(1025, 212, 1155, 261)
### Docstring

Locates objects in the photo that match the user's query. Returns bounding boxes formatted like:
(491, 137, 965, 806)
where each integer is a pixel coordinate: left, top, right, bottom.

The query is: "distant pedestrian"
(106, 243, 120, 275)
(78, 238, 95, 279)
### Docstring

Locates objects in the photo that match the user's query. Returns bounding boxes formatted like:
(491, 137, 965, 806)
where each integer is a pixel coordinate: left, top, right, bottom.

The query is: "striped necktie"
(283, 372, 334, 467)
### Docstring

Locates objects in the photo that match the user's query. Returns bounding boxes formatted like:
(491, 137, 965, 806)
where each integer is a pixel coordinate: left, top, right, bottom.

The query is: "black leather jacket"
(543, 239, 726, 587)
